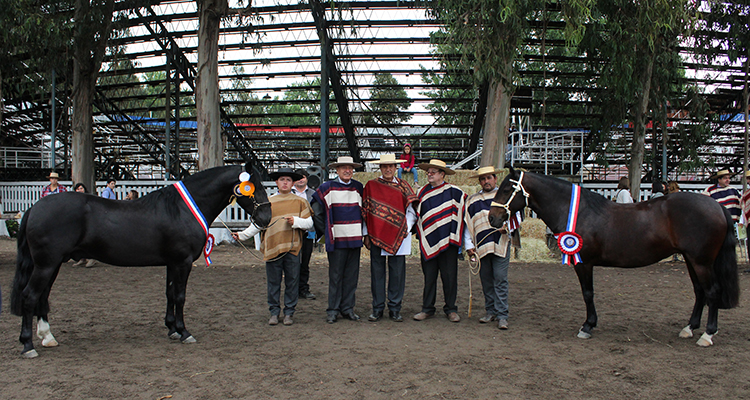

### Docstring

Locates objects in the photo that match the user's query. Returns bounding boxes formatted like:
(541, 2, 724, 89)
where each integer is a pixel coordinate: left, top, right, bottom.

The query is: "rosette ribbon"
(174, 181, 215, 265)
(555, 184, 583, 266)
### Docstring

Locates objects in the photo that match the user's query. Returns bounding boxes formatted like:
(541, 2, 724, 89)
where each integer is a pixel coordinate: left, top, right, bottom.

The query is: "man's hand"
(284, 216, 295, 226)
(363, 235, 371, 250)
(231, 232, 240, 241)
(466, 248, 477, 260)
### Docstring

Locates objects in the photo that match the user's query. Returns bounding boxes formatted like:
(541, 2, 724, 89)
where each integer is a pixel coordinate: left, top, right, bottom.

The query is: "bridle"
(490, 171, 529, 218)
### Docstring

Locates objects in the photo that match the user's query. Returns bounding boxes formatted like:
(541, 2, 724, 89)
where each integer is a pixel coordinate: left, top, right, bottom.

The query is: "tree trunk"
(71, 72, 96, 192)
(196, 0, 227, 171)
(628, 55, 654, 201)
(480, 77, 512, 168)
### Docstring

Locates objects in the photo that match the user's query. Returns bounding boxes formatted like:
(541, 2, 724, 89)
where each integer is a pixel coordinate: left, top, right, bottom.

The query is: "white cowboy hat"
(710, 169, 735, 180)
(327, 156, 363, 169)
(48, 172, 60, 179)
(468, 166, 504, 179)
(745, 170, 750, 178)
(417, 159, 455, 175)
(369, 154, 402, 165)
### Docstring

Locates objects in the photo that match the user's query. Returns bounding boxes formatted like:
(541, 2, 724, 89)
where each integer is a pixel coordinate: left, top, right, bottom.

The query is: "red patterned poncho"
(363, 177, 418, 255)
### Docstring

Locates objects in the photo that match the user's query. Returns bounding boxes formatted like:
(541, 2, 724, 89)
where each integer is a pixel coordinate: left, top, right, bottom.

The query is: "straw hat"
(468, 166, 504, 179)
(328, 156, 363, 169)
(710, 169, 735, 180)
(369, 154, 402, 165)
(417, 159, 455, 175)
(269, 167, 303, 181)
(745, 170, 750, 178)
(48, 172, 60, 179)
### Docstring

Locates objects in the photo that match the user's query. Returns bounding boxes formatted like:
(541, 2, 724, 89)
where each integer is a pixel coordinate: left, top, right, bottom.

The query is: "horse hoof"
(42, 338, 59, 347)
(169, 332, 181, 340)
(577, 330, 592, 339)
(22, 349, 39, 358)
(181, 335, 197, 344)
(679, 325, 693, 339)
(696, 332, 714, 347)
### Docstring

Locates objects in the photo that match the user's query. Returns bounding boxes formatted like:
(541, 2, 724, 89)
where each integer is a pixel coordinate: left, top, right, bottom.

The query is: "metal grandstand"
(1, 0, 748, 182)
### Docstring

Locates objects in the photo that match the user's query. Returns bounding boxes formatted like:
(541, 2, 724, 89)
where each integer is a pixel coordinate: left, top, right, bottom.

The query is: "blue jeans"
(398, 167, 418, 184)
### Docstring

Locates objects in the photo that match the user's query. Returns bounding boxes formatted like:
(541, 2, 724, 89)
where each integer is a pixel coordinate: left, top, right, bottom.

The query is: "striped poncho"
(703, 184, 742, 222)
(313, 179, 365, 252)
(363, 177, 418, 255)
(465, 188, 510, 259)
(416, 182, 467, 260)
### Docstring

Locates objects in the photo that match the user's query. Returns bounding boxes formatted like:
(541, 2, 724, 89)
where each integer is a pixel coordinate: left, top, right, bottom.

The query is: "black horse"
(11, 163, 271, 358)
(488, 169, 739, 346)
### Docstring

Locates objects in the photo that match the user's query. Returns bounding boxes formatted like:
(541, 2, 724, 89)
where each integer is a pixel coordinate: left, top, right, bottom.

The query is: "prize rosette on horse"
(556, 184, 583, 266)
(174, 181, 215, 265)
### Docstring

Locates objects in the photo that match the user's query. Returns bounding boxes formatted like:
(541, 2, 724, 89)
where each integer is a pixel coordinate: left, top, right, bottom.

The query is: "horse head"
(235, 162, 272, 229)
(488, 167, 528, 228)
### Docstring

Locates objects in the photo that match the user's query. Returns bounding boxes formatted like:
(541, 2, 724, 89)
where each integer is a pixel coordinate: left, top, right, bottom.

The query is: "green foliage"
(5, 219, 19, 238)
(363, 73, 413, 125)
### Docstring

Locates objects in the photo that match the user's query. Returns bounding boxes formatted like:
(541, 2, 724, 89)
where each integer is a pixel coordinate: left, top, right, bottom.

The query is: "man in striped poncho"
(464, 166, 515, 330)
(312, 156, 366, 324)
(703, 169, 742, 223)
(413, 159, 471, 323)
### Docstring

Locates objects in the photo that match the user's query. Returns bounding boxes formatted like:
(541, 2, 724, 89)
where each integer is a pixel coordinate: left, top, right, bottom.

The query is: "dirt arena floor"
(1, 237, 750, 399)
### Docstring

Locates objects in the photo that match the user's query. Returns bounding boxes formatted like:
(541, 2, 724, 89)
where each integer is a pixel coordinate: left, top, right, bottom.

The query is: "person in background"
(312, 156, 365, 324)
(650, 180, 665, 199)
(397, 143, 418, 186)
(703, 169, 741, 223)
(464, 166, 515, 330)
(614, 177, 634, 203)
(233, 168, 313, 326)
(125, 190, 139, 200)
(41, 172, 67, 198)
(668, 181, 680, 194)
(101, 179, 117, 199)
(74, 183, 88, 193)
(362, 154, 418, 323)
(742, 170, 750, 266)
(412, 159, 469, 323)
(292, 168, 317, 300)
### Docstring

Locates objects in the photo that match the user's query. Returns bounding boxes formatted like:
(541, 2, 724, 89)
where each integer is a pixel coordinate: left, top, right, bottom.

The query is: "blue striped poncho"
(313, 179, 365, 252)
(416, 182, 467, 260)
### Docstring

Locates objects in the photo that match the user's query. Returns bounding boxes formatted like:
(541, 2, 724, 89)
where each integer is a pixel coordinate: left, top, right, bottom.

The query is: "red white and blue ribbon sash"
(174, 181, 215, 265)
(555, 184, 583, 266)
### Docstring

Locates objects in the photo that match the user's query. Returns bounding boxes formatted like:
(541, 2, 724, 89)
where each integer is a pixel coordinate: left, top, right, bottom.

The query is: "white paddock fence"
(0, 180, 278, 244)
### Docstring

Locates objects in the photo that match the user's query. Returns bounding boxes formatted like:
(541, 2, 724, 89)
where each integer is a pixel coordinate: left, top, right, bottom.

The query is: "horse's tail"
(709, 207, 740, 309)
(10, 211, 35, 316)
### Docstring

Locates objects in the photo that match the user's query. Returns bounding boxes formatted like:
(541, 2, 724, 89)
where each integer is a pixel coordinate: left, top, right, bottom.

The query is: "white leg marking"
(696, 332, 714, 347)
(181, 335, 196, 344)
(23, 349, 39, 358)
(679, 325, 693, 338)
(577, 328, 591, 339)
(36, 318, 59, 347)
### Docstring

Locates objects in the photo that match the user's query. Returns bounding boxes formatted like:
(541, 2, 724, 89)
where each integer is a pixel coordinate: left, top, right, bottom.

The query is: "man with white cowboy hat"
(311, 156, 366, 323)
(233, 167, 313, 326)
(703, 169, 742, 223)
(362, 154, 419, 322)
(464, 166, 518, 330)
(41, 172, 67, 198)
(412, 159, 470, 323)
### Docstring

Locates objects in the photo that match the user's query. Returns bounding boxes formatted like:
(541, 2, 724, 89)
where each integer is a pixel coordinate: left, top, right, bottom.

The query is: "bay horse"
(488, 168, 739, 346)
(11, 163, 271, 358)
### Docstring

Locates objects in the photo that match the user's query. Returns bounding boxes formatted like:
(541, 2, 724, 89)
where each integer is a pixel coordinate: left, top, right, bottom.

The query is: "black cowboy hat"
(269, 167, 303, 181)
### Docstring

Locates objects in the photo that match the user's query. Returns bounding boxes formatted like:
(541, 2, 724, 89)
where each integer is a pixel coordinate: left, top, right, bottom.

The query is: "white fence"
(0, 181, 278, 231)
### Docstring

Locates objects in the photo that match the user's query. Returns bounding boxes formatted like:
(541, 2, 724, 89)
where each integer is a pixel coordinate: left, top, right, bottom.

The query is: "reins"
(490, 171, 529, 219)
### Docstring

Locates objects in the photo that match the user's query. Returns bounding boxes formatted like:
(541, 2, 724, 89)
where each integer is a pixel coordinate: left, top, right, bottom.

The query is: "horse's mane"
(529, 172, 610, 215)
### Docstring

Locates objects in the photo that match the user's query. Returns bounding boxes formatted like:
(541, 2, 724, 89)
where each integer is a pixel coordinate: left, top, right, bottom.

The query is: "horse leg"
(574, 263, 597, 339)
(19, 265, 61, 358)
(164, 269, 179, 340)
(696, 303, 719, 347)
(36, 315, 58, 348)
(169, 261, 196, 344)
(679, 266, 705, 339)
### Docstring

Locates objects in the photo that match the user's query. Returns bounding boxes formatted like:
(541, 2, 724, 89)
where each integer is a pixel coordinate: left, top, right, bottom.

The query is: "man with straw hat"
(412, 159, 470, 323)
(703, 169, 742, 223)
(464, 166, 519, 330)
(312, 156, 365, 324)
(362, 154, 419, 322)
(233, 168, 313, 326)
(41, 172, 67, 198)
(741, 170, 750, 265)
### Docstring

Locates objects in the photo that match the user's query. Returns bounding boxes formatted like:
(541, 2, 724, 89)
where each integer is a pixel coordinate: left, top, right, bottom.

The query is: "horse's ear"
(508, 166, 515, 177)
(244, 162, 252, 173)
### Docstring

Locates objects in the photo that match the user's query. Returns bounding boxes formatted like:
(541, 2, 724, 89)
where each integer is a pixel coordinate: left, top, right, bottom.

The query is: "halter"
(490, 171, 529, 217)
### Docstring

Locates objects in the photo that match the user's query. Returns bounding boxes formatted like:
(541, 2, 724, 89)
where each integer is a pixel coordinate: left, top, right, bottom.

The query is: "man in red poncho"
(362, 154, 418, 322)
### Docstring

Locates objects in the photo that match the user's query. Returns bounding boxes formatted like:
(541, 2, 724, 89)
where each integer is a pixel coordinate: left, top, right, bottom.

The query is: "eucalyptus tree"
(694, 0, 750, 191)
(427, 0, 592, 168)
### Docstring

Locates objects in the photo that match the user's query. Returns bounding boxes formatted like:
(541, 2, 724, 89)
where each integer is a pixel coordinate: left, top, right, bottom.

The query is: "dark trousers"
(299, 237, 314, 294)
(420, 245, 459, 315)
(479, 244, 510, 319)
(327, 247, 361, 316)
(370, 245, 406, 313)
(266, 252, 300, 316)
